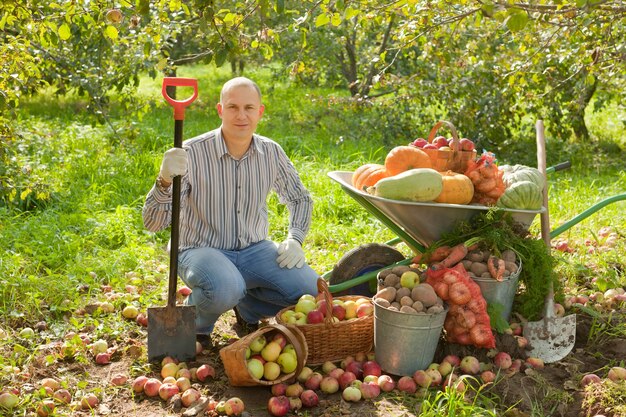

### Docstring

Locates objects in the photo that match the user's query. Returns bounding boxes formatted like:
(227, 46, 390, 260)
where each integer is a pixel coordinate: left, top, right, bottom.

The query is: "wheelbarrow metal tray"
(328, 171, 545, 247)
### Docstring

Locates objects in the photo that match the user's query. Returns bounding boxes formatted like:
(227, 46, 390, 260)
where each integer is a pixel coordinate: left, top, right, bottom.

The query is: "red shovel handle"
(162, 77, 199, 120)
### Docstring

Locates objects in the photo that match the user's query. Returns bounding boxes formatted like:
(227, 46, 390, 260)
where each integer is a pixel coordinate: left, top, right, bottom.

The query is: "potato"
(470, 262, 489, 277)
(505, 261, 518, 274)
(375, 287, 396, 303)
(467, 250, 484, 262)
(391, 302, 401, 310)
(461, 259, 473, 271)
(391, 265, 411, 276)
(400, 305, 418, 314)
(383, 273, 400, 288)
(502, 249, 517, 263)
(480, 272, 492, 278)
(395, 287, 411, 303)
(411, 283, 438, 307)
(375, 298, 391, 308)
(377, 268, 393, 280)
(427, 305, 444, 314)
(482, 250, 491, 262)
(412, 300, 424, 312)
(400, 296, 414, 307)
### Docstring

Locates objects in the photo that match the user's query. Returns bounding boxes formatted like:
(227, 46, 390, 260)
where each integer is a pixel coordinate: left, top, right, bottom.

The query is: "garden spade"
(523, 120, 576, 363)
(148, 77, 199, 362)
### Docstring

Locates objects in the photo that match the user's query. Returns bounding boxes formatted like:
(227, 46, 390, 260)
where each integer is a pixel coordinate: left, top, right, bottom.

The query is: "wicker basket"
(422, 120, 477, 173)
(275, 279, 374, 365)
(219, 323, 307, 387)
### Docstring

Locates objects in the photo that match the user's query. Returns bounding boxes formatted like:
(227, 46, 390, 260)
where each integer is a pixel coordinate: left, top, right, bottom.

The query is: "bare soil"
(17, 308, 624, 417)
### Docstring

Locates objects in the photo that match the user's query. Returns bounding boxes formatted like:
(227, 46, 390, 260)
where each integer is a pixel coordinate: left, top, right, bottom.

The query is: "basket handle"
(427, 120, 464, 168)
(316, 278, 336, 325)
(271, 323, 307, 378)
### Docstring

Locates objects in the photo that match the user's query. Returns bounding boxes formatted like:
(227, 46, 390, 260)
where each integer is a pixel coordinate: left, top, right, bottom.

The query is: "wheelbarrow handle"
(547, 161, 571, 174)
(162, 77, 199, 121)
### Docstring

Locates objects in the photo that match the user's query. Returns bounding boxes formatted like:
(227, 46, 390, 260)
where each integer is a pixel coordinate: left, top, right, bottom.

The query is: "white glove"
(159, 148, 188, 181)
(276, 238, 306, 269)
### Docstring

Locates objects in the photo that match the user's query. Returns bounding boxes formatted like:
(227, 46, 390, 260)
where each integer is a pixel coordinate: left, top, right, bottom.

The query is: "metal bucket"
(374, 303, 448, 376)
(471, 260, 522, 322)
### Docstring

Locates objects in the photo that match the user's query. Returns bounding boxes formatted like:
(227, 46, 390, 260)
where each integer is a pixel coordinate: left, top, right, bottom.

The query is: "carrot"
(487, 256, 505, 281)
(439, 243, 469, 268)
(430, 245, 452, 262)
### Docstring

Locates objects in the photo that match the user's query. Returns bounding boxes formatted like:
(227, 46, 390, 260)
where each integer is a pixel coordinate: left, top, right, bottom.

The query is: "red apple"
(158, 383, 179, 401)
(304, 372, 323, 391)
(306, 309, 324, 324)
(0, 392, 19, 409)
(224, 397, 245, 416)
(177, 286, 192, 296)
(356, 302, 374, 318)
(53, 389, 72, 404)
(359, 381, 381, 399)
(494, 352, 512, 370)
(413, 370, 432, 388)
(332, 304, 346, 321)
(181, 388, 201, 407)
(345, 361, 363, 379)
(338, 371, 357, 390)
(267, 395, 290, 416)
(377, 374, 396, 392)
(608, 366, 626, 382)
(36, 399, 55, 417)
(481, 370, 496, 383)
(320, 376, 339, 394)
(196, 364, 215, 382)
(81, 393, 99, 410)
(143, 378, 162, 397)
(425, 368, 442, 386)
(271, 382, 287, 396)
(272, 333, 287, 349)
(442, 354, 461, 367)
(460, 355, 480, 374)
(433, 136, 448, 148)
(362, 360, 382, 377)
(397, 376, 417, 393)
(581, 373, 602, 387)
(459, 138, 475, 151)
(95, 352, 111, 365)
(110, 374, 127, 386)
(328, 367, 344, 380)
(300, 389, 319, 408)
(411, 138, 428, 148)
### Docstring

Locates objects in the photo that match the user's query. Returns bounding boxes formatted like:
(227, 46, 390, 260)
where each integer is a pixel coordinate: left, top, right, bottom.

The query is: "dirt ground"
(22, 307, 624, 417)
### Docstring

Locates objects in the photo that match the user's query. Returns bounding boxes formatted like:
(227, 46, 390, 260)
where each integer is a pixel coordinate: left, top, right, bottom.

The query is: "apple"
(362, 360, 382, 377)
(272, 333, 288, 349)
(442, 354, 461, 367)
(433, 136, 448, 148)
(176, 377, 191, 392)
(264, 362, 281, 381)
(306, 309, 325, 324)
(250, 354, 266, 365)
(581, 373, 602, 387)
(91, 339, 108, 355)
(81, 393, 99, 410)
(131, 375, 148, 393)
(95, 352, 111, 365)
(299, 294, 316, 303)
(271, 382, 287, 396)
(159, 362, 178, 379)
(328, 367, 345, 380)
(320, 376, 340, 394)
(412, 370, 432, 388)
(158, 382, 179, 401)
(297, 366, 313, 383)
(332, 304, 346, 321)
(267, 395, 290, 416)
(280, 310, 295, 323)
(181, 388, 201, 407)
(196, 364, 215, 381)
(378, 375, 396, 392)
(249, 334, 267, 353)
(363, 375, 378, 384)
(400, 271, 420, 289)
(356, 302, 374, 318)
(176, 368, 191, 380)
(177, 286, 192, 296)
(36, 399, 55, 417)
(423, 143, 438, 149)
(608, 366, 626, 382)
(293, 312, 307, 325)
(304, 372, 323, 390)
(338, 371, 357, 390)
(40, 377, 60, 391)
(19, 327, 35, 338)
(122, 305, 139, 319)
(494, 352, 512, 370)
(285, 382, 304, 398)
(162, 376, 176, 384)
(459, 138, 475, 151)
(411, 138, 428, 148)
(224, 397, 245, 416)
(397, 376, 417, 393)
(345, 361, 363, 379)
(525, 357, 545, 370)
(341, 355, 355, 369)
(105, 9, 123, 24)
(277, 352, 297, 374)
(99, 302, 115, 313)
(460, 355, 480, 375)
(342, 386, 362, 402)
(438, 360, 453, 377)
(110, 374, 128, 386)
(289, 397, 302, 412)
(425, 368, 442, 386)
(343, 300, 358, 319)
(300, 389, 319, 408)
(481, 370, 496, 383)
(295, 299, 317, 315)
(0, 392, 18, 409)
(321, 360, 337, 374)
(261, 341, 282, 362)
(136, 313, 148, 327)
(359, 381, 381, 399)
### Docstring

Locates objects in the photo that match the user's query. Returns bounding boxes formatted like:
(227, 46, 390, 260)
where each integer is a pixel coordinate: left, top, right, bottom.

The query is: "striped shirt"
(142, 129, 313, 251)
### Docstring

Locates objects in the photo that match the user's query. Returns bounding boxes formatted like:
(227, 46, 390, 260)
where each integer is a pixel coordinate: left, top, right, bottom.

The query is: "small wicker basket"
(422, 120, 477, 173)
(275, 279, 374, 365)
(219, 323, 307, 387)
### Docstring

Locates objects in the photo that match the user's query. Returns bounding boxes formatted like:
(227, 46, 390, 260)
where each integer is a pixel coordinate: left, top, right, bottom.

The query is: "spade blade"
(523, 313, 576, 363)
(147, 305, 196, 362)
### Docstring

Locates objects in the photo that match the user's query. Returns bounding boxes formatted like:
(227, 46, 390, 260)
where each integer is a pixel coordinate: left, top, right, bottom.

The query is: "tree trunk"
(570, 73, 597, 142)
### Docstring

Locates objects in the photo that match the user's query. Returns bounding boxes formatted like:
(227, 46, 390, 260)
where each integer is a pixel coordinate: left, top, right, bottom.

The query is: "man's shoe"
(233, 306, 259, 336)
(196, 334, 212, 349)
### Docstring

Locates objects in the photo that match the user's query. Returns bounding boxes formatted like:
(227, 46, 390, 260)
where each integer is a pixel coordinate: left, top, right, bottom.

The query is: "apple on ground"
(396, 376, 417, 393)
(320, 376, 339, 394)
(460, 355, 480, 374)
(362, 360, 382, 377)
(342, 386, 362, 402)
(81, 393, 99, 410)
(181, 388, 201, 407)
(304, 372, 323, 391)
(425, 368, 442, 386)
(285, 382, 304, 398)
(267, 395, 290, 417)
(581, 373, 602, 387)
(359, 381, 381, 399)
(608, 366, 626, 382)
(494, 352, 512, 370)
(413, 370, 432, 388)
(481, 370, 496, 383)
(196, 364, 215, 382)
(224, 397, 245, 416)
(271, 383, 287, 396)
(338, 371, 357, 390)
(321, 360, 337, 374)
(158, 383, 179, 401)
(300, 390, 319, 408)
(297, 366, 313, 383)
(377, 374, 396, 392)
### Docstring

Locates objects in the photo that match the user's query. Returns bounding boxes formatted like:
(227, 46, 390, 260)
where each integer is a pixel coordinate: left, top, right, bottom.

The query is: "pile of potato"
(461, 248, 519, 280)
(373, 265, 445, 315)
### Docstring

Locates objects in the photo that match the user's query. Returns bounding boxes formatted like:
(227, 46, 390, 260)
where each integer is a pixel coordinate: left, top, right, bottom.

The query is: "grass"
(0, 64, 625, 415)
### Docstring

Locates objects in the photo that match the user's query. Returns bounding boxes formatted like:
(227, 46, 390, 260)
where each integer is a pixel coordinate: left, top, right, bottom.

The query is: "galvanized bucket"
(471, 260, 522, 322)
(374, 303, 448, 376)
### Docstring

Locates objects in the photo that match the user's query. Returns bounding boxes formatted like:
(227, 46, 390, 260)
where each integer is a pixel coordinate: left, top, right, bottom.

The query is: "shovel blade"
(523, 314, 576, 363)
(147, 305, 196, 362)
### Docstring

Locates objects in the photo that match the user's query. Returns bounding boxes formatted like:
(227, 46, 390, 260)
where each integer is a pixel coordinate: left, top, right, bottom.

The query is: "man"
(143, 77, 319, 346)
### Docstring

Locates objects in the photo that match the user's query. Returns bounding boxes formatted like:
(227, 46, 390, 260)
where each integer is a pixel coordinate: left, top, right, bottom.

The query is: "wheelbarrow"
(324, 165, 626, 296)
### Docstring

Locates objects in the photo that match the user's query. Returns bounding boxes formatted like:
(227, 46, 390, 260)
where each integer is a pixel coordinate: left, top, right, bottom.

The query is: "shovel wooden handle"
(162, 78, 198, 309)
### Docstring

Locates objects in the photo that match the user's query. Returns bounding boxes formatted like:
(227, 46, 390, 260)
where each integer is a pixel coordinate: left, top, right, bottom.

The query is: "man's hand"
(276, 238, 305, 269)
(159, 148, 188, 184)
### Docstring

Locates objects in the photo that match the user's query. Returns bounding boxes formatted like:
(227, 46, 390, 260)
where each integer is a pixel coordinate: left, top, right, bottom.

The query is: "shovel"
(147, 77, 199, 362)
(523, 120, 576, 363)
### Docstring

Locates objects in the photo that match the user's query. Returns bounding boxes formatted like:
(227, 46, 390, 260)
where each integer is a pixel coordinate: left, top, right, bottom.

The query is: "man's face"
(217, 84, 264, 142)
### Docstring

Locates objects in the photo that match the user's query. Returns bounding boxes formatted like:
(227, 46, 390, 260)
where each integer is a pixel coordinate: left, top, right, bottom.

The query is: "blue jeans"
(177, 240, 319, 335)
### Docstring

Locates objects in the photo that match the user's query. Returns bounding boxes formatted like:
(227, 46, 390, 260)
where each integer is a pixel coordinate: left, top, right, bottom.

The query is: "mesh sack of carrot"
(426, 263, 496, 349)
(464, 151, 506, 206)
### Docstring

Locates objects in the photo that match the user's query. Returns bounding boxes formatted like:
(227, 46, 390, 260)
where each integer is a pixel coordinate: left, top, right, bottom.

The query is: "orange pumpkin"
(434, 171, 474, 205)
(384, 146, 432, 176)
(352, 163, 388, 190)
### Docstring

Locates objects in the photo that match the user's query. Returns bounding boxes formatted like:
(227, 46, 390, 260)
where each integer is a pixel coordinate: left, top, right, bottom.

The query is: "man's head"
(217, 77, 264, 143)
